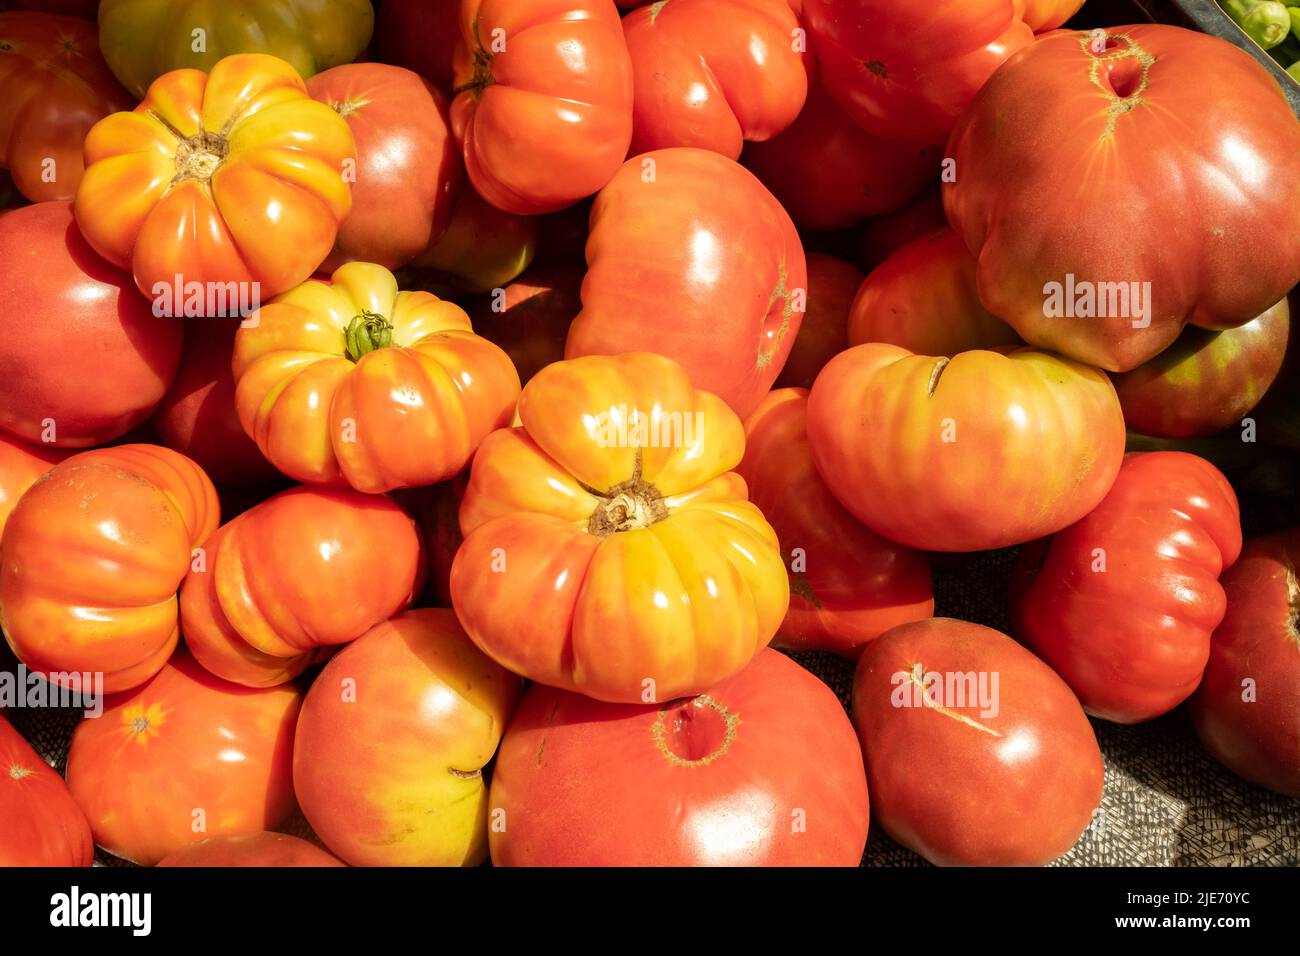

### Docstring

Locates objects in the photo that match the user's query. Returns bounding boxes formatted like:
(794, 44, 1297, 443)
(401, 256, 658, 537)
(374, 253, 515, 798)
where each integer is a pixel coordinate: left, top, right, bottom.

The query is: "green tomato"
(1223, 0, 1292, 49)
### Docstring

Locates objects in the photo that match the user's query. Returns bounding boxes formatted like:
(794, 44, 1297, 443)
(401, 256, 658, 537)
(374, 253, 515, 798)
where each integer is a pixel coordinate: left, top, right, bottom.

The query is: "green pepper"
(1289, 59, 1300, 81)
(1223, 0, 1292, 49)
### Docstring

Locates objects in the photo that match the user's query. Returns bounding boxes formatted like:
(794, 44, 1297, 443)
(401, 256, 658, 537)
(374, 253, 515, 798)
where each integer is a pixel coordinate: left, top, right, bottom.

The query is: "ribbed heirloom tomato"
(451, 352, 789, 703)
(0, 432, 64, 539)
(1, 445, 218, 693)
(74, 53, 356, 300)
(0, 713, 93, 866)
(157, 832, 344, 867)
(233, 262, 520, 493)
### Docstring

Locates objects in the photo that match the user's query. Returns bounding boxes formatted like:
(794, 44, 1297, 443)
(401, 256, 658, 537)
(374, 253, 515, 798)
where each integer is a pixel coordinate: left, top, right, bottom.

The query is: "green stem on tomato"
(344, 311, 394, 362)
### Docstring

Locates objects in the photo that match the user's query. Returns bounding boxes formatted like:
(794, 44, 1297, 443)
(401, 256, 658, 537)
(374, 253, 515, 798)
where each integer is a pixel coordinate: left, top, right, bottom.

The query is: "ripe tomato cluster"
(1, 0, 1299, 871)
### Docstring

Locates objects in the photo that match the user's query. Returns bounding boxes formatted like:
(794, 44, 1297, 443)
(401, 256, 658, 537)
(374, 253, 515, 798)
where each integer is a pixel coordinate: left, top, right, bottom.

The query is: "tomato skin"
(1012, 453, 1242, 724)
(0, 432, 65, 539)
(2, 1, 99, 17)
(409, 472, 468, 608)
(451, 0, 633, 215)
(739, 389, 932, 657)
(1189, 530, 1300, 797)
(466, 265, 581, 385)
(405, 185, 538, 295)
(491, 648, 869, 866)
(309, 64, 462, 272)
(294, 608, 521, 867)
(807, 343, 1125, 552)
(623, 0, 808, 159)
(743, 82, 939, 232)
(775, 254, 862, 390)
(567, 148, 805, 419)
(375, 0, 460, 94)
(0, 202, 183, 447)
(848, 228, 1020, 355)
(451, 352, 789, 704)
(1111, 298, 1290, 440)
(75, 53, 356, 301)
(1017, 0, 1084, 31)
(946, 27, 1300, 372)
(157, 832, 344, 867)
(1, 444, 219, 694)
(0, 714, 93, 866)
(853, 618, 1103, 866)
(856, 186, 948, 272)
(65, 651, 302, 866)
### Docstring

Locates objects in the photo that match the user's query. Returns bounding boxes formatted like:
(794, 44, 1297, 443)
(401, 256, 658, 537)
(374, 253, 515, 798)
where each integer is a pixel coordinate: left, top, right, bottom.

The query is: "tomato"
(451, 352, 789, 703)
(1017, 0, 1085, 31)
(567, 148, 805, 418)
(0, 713, 93, 866)
(180, 485, 422, 688)
(1012, 452, 1242, 724)
(2, 1, 98, 17)
(152, 318, 279, 488)
(0, 12, 132, 203)
(1112, 298, 1290, 440)
(375, 0, 460, 94)
(807, 344, 1125, 551)
(946, 27, 1300, 372)
(97, 0, 374, 98)
(294, 608, 521, 867)
(232, 262, 519, 493)
(775, 254, 863, 390)
(157, 832, 344, 867)
(450, 0, 633, 215)
(491, 648, 869, 866)
(309, 63, 462, 272)
(65, 651, 301, 866)
(623, 0, 808, 158)
(75, 53, 356, 301)
(1, 444, 219, 694)
(856, 186, 947, 272)
(803, 0, 1035, 143)
(847, 228, 1021, 355)
(742, 81, 939, 232)
(854, 618, 1103, 866)
(403, 185, 538, 295)
(466, 265, 581, 385)
(1190, 529, 1300, 797)
(738, 389, 932, 657)
(409, 473, 468, 609)
(0, 202, 182, 447)
(0, 432, 65, 539)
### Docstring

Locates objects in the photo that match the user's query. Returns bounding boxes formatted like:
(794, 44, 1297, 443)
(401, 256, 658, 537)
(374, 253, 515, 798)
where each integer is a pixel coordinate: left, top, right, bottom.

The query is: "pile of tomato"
(1, 0, 1298, 870)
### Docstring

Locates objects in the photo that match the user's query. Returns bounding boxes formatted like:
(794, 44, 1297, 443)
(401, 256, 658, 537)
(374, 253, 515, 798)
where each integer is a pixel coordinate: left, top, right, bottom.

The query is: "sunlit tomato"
(623, 0, 808, 158)
(309, 63, 461, 271)
(232, 262, 519, 493)
(157, 832, 344, 867)
(775, 254, 863, 390)
(946, 27, 1300, 371)
(743, 81, 939, 232)
(451, 352, 789, 703)
(0, 432, 65, 539)
(1, 445, 219, 693)
(803, 0, 1034, 143)
(466, 265, 581, 385)
(0, 12, 132, 202)
(0, 713, 93, 866)
(65, 651, 301, 866)
(180, 485, 422, 688)
(491, 648, 869, 866)
(856, 186, 947, 272)
(854, 619, 1102, 866)
(450, 0, 633, 214)
(848, 228, 1020, 355)
(1190, 529, 1300, 797)
(0, 202, 183, 447)
(739, 389, 932, 657)
(807, 344, 1125, 551)
(1012, 453, 1242, 724)
(567, 148, 805, 418)
(375, 0, 460, 94)
(294, 608, 520, 867)
(403, 185, 538, 295)
(97, 0, 374, 98)
(1017, 0, 1085, 31)
(1112, 298, 1290, 439)
(75, 53, 356, 300)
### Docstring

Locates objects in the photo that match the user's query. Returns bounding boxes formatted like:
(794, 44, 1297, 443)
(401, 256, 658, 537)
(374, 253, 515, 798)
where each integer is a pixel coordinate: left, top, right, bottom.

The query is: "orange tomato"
(1016, 0, 1084, 31)
(0, 431, 65, 540)
(0, 713, 93, 866)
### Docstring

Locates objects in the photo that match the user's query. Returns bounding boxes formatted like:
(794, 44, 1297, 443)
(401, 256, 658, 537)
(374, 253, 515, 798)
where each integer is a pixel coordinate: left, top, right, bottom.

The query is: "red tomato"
(739, 389, 932, 657)
(775, 253, 863, 389)
(0, 1, 99, 17)
(623, 0, 808, 158)
(375, 0, 460, 93)
(853, 618, 1103, 866)
(1012, 452, 1242, 724)
(567, 148, 805, 418)
(294, 608, 521, 866)
(309, 63, 462, 271)
(1017, 0, 1084, 31)
(848, 228, 1020, 355)
(1190, 529, 1300, 797)
(450, 0, 633, 214)
(65, 651, 302, 866)
(157, 832, 344, 867)
(0, 713, 93, 866)
(405, 185, 538, 295)
(466, 265, 580, 385)
(856, 186, 947, 272)
(946, 27, 1300, 372)
(491, 648, 869, 866)
(0, 202, 182, 447)
(0, 431, 65, 539)
(743, 81, 939, 232)
(803, 0, 1034, 143)
(409, 473, 468, 608)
